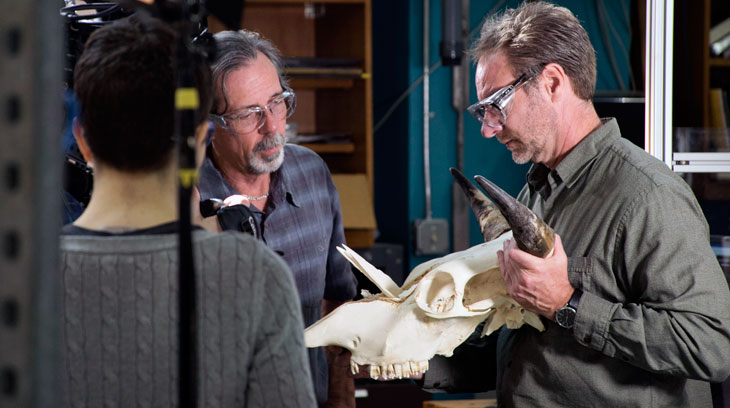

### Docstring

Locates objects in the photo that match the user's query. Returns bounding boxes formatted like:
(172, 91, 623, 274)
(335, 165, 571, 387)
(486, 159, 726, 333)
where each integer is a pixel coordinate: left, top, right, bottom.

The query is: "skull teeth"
(402, 362, 412, 377)
(369, 365, 380, 378)
(361, 360, 429, 380)
(394, 364, 403, 378)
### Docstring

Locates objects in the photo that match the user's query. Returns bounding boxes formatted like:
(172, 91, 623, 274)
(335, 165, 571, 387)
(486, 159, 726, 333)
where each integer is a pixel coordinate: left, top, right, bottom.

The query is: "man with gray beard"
(197, 30, 358, 408)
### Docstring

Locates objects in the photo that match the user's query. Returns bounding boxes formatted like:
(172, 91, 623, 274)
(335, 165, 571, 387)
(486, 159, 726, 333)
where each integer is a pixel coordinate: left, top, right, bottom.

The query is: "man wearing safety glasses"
(196, 30, 358, 407)
(466, 72, 530, 135)
(422, 1, 730, 406)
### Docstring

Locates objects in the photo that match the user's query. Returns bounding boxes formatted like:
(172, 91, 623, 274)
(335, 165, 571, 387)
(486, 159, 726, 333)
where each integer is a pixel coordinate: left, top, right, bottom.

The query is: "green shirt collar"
(527, 118, 621, 199)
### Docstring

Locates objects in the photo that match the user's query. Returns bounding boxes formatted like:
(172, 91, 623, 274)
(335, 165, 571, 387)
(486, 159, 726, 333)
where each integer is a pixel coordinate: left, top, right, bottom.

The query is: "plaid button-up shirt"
(198, 143, 357, 404)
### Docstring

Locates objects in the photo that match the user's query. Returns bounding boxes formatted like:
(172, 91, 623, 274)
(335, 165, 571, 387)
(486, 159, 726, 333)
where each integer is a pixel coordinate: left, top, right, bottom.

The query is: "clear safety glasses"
(210, 89, 296, 134)
(467, 74, 530, 129)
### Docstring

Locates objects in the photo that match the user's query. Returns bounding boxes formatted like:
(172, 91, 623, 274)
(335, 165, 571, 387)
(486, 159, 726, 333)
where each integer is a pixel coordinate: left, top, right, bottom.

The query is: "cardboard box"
(331, 173, 376, 248)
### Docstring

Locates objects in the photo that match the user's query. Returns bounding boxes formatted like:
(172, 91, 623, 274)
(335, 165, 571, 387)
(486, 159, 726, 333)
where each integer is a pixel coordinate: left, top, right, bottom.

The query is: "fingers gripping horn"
(473, 175, 555, 257)
(449, 168, 510, 242)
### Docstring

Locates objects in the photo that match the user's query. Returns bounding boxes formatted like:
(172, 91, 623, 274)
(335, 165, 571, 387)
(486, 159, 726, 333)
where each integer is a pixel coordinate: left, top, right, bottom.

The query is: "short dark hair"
(470, 1, 597, 101)
(74, 14, 212, 172)
(210, 30, 287, 114)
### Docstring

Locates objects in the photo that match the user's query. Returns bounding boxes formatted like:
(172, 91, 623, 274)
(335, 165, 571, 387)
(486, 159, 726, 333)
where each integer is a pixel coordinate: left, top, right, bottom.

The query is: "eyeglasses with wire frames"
(209, 89, 297, 134)
(467, 74, 531, 129)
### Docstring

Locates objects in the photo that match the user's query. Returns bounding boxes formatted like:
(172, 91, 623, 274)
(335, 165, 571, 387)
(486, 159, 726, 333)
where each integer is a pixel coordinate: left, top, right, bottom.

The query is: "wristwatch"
(556, 289, 583, 329)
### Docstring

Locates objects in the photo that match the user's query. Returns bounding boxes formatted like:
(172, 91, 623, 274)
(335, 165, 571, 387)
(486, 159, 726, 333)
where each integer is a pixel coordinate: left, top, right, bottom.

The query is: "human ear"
(540, 63, 568, 102)
(72, 117, 94, 165)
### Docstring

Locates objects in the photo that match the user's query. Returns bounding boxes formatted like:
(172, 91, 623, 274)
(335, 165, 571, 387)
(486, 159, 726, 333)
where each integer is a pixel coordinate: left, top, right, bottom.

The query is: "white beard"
(247, 133, 285, 174)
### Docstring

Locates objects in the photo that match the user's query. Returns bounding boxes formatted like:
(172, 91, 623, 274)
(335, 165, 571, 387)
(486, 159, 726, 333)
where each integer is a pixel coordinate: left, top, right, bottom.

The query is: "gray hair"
(469, 1, 596, 101)
(210, 30, 288, 114)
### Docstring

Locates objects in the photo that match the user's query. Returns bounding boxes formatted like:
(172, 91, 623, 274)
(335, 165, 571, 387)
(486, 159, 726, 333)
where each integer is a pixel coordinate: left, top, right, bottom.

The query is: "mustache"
(253, 133, 286, 154)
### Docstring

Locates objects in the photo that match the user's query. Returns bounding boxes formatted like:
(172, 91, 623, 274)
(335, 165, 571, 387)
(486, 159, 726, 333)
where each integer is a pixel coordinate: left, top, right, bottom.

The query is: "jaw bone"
(304, 171, 554, 378)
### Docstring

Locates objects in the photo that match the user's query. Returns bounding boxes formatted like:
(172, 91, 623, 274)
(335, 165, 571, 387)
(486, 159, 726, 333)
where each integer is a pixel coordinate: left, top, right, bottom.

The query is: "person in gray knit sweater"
(60, 14, 316, 407)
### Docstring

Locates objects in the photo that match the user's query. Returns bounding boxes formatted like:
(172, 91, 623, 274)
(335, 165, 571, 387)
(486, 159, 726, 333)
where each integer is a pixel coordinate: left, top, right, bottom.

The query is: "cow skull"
(304, 169, 554, 379)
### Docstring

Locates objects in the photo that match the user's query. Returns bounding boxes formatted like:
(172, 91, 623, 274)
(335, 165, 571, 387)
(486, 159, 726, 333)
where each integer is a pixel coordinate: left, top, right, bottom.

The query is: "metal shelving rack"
(0, 1, 63, 407)
(646, 0, 730, 173)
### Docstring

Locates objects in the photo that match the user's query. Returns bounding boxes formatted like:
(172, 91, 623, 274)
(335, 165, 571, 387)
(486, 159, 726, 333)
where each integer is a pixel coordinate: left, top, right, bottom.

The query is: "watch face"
(556, 307, 576, 329)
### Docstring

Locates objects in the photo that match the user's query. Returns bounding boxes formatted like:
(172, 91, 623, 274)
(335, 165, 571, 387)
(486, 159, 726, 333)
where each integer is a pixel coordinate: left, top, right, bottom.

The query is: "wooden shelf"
(298, 143, 355, 153)
(290, 77, 356, 89)
(710, 58, 730, 67)
(237, 0, 375, 245)
(675, 0, 730, 128)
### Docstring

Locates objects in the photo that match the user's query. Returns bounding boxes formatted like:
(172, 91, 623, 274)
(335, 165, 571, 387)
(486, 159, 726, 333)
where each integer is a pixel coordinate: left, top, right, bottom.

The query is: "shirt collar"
(197, 154, 238, 201)
(527, 118, 620, 199)
(269, 151, 301, 209)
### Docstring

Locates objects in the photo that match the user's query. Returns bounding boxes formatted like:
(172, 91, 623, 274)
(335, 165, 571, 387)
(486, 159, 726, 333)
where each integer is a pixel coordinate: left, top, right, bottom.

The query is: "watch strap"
(567, 288, 583, 311)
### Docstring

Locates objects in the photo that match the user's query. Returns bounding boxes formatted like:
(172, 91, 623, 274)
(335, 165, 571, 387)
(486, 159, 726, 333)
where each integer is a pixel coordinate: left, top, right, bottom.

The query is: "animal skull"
(304, 170, 554, 379)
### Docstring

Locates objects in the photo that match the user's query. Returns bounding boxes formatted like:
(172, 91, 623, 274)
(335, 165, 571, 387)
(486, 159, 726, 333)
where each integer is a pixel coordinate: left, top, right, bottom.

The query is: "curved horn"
(449, 168, 510, 242)
(473, 175, 555, 257)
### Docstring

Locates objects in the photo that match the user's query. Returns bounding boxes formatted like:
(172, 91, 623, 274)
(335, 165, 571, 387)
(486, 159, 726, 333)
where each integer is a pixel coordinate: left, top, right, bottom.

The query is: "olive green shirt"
(495, 118, 730, 407)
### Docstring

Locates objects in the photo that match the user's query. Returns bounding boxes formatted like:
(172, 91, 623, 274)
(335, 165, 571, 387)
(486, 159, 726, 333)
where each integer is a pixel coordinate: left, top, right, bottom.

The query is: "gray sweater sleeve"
(239, 235, 317, 407)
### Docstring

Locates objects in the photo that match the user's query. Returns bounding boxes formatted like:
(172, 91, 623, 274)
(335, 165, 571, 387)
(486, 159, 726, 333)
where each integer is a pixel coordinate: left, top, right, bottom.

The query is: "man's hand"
(222, 195, 252, 207)
(321, 300, 355, 408)
(191, 187, 222, 232)
(497, 233, 573, 320)
(324, 346, 355, 408)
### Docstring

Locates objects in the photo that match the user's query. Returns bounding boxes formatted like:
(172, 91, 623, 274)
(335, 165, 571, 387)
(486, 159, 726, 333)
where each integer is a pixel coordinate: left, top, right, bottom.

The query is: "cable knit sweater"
(59, 228, 316, 407)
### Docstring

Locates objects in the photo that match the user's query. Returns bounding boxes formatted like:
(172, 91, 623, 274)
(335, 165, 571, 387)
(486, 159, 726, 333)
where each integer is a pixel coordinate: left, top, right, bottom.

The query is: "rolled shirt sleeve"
(572, 182, 730, 382)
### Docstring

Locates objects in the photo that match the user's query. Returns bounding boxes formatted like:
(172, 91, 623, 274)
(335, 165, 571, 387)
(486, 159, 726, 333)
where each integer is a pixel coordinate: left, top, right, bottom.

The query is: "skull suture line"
(304, 169, 555, 380)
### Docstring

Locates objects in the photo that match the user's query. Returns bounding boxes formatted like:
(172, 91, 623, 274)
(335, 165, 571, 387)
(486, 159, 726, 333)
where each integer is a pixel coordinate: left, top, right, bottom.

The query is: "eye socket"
(463, 269, 500, 311)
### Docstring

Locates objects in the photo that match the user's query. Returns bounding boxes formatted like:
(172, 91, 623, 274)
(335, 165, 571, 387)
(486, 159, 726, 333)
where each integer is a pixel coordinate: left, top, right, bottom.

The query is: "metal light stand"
(172, 5, 202, 406)
(0, 0, 63, 407)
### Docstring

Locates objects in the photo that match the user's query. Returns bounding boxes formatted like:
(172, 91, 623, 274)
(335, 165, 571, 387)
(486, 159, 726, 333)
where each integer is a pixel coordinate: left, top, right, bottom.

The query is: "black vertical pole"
(440, 0, 463, 66)
(173, 3, 199, 406)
